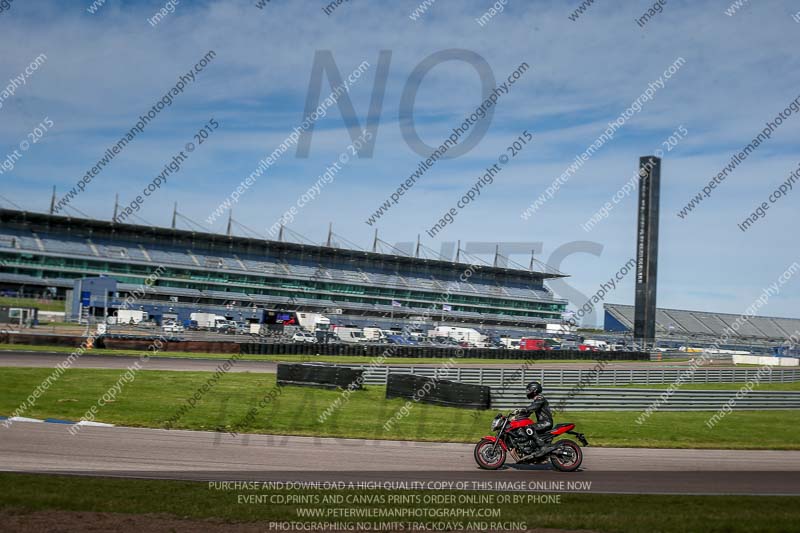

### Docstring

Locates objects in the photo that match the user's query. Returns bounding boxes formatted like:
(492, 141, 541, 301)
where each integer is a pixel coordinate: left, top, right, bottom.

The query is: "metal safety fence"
(346, 365, 800, 387)
(490, 387, 800, 411)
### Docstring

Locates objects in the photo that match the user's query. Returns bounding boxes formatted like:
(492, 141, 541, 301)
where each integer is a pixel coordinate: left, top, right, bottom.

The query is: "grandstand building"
(605, 303, 800, 344)
(0, 209, 568, 331)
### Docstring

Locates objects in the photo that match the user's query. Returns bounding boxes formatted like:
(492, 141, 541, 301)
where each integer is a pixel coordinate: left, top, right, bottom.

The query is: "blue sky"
(1, 0, 799, 325)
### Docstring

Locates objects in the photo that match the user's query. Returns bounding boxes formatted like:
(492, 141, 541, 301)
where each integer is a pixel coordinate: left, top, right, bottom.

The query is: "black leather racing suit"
(522, 394, 553, 436)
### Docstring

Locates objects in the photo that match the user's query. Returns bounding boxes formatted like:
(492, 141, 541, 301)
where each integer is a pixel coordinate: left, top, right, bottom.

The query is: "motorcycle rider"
(515, 381, 553, 457)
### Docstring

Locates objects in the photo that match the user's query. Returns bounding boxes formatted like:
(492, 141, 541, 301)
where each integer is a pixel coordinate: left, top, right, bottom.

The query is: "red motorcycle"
(474, 410, 588, 472)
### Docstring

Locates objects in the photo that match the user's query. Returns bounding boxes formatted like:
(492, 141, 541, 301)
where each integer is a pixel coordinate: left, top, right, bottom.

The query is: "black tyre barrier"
(386, 373, 490, 410)
(276, 363, 364, 390)
(241, 343, 650, 361)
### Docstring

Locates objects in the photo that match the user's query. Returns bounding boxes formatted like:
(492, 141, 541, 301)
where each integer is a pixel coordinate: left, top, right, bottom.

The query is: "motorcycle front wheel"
(474, 439, 506, 470)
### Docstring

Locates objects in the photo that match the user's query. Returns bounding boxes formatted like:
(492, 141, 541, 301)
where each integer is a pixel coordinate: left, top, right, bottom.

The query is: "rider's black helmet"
(525, 381, 542, 399)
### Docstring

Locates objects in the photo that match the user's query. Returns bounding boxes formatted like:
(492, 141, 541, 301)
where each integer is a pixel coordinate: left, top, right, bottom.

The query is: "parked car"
(293, 331, 317, 343)
(432, 336, 460, 347)
(385, 335, 404, 344)
(386, 335, 416, 345)
(217, 323, 235, 334)
(162, 321, 184, 333)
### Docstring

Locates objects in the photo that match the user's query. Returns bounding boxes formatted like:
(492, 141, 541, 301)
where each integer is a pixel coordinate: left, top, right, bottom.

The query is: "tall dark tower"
(634, 155, 661, 348)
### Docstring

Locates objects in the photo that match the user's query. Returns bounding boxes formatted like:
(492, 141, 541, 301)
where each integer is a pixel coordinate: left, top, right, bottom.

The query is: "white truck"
(111, 309, 147, 325)
(296, 312, 331, 333)
(428, 326, 487, 346)
(190, 312, 229, 330)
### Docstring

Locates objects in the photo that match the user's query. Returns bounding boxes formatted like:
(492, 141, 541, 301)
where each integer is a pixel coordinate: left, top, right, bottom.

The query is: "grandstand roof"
(604, 303, 800, 342)
(0, 208, 566, 280)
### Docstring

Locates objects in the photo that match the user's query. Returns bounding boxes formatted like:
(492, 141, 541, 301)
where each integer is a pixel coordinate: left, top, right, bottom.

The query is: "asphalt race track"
(1, 421, 798, 495)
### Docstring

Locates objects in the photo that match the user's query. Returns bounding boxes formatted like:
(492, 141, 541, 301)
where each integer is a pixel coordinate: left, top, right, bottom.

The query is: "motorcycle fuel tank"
(508, 418, 534, 430)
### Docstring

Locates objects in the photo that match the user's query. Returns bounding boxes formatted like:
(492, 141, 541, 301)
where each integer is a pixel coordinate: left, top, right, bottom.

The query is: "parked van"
(520, 338, 553, 351)
(583, 339, 609, 351)
(335, 326, 366, 344)
(363, 327, 385, 341)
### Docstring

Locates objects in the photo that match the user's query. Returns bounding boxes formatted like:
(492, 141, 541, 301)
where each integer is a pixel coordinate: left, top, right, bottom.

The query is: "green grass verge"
(0, 343, 654, 365)
(1, 473, 798, 533)
(1, 367, 799, 449)
(0, 297, 65, 312)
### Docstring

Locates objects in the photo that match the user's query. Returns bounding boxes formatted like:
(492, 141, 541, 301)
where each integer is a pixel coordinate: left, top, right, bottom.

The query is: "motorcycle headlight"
(491, 415, 504, 431)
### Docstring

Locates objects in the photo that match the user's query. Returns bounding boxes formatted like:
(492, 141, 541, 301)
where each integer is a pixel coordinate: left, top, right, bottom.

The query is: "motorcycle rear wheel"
(474, 439, 506, 470)
(549, 439, 582, 472)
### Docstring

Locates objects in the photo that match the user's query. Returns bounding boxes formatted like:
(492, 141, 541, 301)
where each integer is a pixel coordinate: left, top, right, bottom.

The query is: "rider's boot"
(532, 434, 557, 458)
(519, 435, 549, 462)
